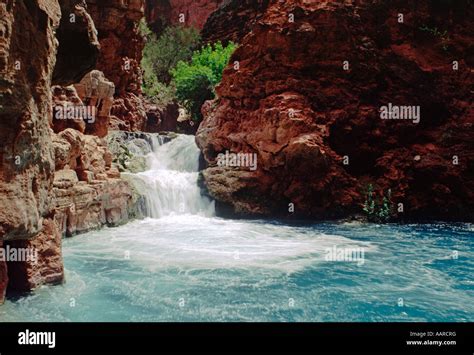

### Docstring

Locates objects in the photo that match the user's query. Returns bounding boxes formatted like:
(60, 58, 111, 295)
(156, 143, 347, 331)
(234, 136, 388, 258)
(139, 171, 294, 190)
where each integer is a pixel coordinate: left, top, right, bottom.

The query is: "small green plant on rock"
(419, 25, 451, 51)
(363, 184, 393, 223)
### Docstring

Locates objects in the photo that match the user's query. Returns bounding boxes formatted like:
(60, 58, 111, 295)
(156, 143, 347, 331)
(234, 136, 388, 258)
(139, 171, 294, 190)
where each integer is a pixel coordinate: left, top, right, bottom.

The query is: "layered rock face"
(51, 69, 135, 238)
(52, 85, 87, 134)
(0, 0, 59, 241)
(144, 101, 179, 132)
(145, 0, 224, 35)
(6, 219, 63, 292)
(52, 128, 139, 237)
(52, 0, 100, 85)
(74, 70, 115, 137)
(0, 0, 64, 300)
(197, 0, 474, 221)
(201, 0, 269, 44)
(53, 66, 116, 139)
(86, 0, 147, 131)
(0, 0, 142, 301)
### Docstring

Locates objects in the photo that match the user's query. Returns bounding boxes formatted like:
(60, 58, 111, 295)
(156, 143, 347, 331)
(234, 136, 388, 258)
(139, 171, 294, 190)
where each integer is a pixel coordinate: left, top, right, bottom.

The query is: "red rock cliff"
(202, 0, 270, 44)
(0, 0, 73, 300)
(196, 0, 474, 221)
(86, 0, 147, 131)
(0, 0, 141, 301)
(145, 0, 223, 35)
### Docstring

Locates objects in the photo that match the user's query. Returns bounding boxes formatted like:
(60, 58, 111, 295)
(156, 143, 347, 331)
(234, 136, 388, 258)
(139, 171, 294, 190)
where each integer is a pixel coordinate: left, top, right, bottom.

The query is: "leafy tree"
(142, 24, 200, 84)
(171, 41, 237, 121)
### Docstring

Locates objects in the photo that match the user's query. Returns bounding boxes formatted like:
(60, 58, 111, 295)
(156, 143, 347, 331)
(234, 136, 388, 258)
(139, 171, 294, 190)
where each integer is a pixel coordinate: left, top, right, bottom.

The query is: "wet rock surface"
(5, 218, 64, 292)
(51, 129, 143, 237)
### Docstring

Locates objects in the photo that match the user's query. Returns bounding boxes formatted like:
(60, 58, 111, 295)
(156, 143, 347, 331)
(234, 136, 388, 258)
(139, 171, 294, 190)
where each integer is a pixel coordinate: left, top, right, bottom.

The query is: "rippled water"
(1, 218, 473, 322)
(1, 135, 472, 322)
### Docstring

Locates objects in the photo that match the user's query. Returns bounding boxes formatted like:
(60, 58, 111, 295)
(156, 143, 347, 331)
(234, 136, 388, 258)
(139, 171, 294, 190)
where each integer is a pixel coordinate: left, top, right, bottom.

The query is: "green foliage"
(363, 184, 393, 223)
(140, 21, 237, 122)
(139, 18, 153, 38)
(172, 64, 215, 121)
(419, 25, 450, 51)
(171, 41, 237, 121)
(141, 23, 201, 85)
(141, 62, 176, 106)
(188, 42, 237, 85)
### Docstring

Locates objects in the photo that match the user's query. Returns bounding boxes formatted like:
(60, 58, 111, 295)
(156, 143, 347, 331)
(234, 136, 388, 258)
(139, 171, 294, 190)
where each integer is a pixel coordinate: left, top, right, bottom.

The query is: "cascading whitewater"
(125, 135, 215, 218)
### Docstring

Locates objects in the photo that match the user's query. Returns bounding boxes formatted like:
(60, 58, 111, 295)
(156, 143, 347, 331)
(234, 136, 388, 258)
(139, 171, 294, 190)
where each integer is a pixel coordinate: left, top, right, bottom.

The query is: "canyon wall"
(0, 0, 144, 301)
(201, 0, 269, 44)
(0, 0, 59, 242)
(0, 0, 63, 300)
(86, 0, 147, 131)
(197, 0, 474, 221)
(145, 0, 223, 35)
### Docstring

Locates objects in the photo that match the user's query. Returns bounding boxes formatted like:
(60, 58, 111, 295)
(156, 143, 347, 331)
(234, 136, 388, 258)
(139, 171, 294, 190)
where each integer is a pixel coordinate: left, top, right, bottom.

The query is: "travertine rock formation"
(0, 0, 59, 241)
(52, 128, 140, 237)
(197, 0, 474, 221)
(0, 0, 66, 300)
(52, 85, 87, 133)
(144, 101, 179, 133)
(145, 0, 224, 35)
(6, 218, 63, 292)
(109, 92, 147, 132)
(0, 0, 140, 301)
(86, 0, 147, 131)
(74, 70, 115, 137)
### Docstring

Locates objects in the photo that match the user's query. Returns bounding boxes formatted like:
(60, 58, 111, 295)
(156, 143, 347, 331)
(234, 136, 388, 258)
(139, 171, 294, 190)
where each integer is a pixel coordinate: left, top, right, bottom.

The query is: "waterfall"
(125, 134, 215, 218)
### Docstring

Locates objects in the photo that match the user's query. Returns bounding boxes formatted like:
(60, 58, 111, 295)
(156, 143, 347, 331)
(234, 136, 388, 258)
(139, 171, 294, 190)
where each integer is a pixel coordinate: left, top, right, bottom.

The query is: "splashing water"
(123, 135, 215, 218)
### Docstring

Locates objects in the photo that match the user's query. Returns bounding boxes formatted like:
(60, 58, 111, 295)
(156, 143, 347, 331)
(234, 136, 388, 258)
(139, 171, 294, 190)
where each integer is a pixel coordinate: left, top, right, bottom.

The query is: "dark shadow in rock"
(52, 0, 100, 86)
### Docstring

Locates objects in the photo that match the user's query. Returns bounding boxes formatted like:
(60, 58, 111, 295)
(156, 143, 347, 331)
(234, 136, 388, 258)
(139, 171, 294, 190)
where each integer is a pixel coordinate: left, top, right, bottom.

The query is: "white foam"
(127, 135, 215, 218)
(64, 216, 376, 273)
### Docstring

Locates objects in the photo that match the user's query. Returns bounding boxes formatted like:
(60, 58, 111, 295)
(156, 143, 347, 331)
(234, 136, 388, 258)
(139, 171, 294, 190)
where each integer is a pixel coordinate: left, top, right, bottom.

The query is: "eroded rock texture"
(144, 101, 179, 133)
(5, 218, 63, 292)
(86, 0, 147, 131)
(0, 0, 139, 300)
(197, 0, 474, 221)
(74, 70, 115, 137)
(0, 0, 64, 298)
(52, 85, 87, 133)
(202, 0, 269, 44)
(52, 128, 139, 237)
(145, 0, 223, 35)
(0, 0, 59, 240)
(52, 0, 100, 85)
